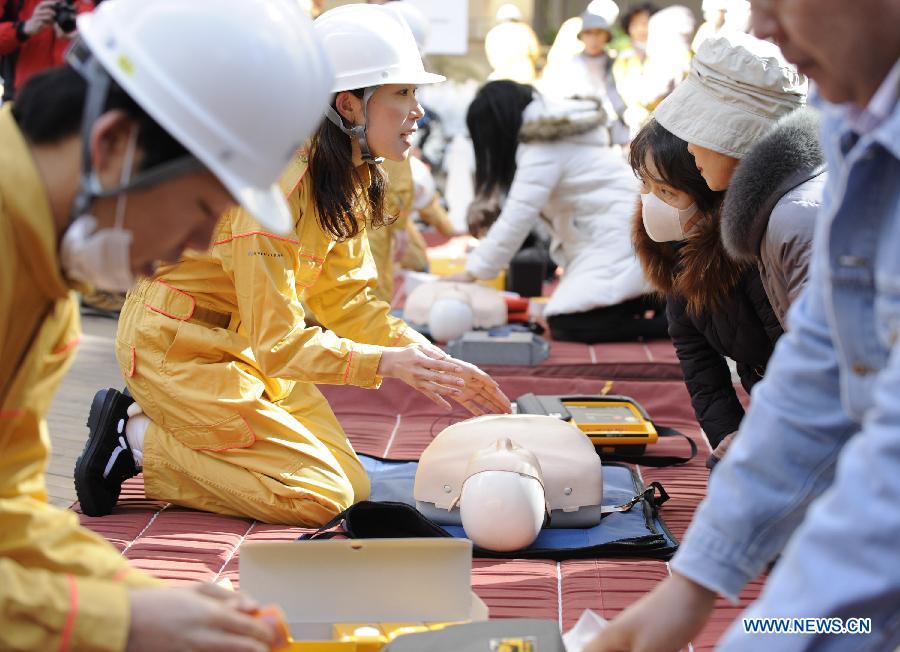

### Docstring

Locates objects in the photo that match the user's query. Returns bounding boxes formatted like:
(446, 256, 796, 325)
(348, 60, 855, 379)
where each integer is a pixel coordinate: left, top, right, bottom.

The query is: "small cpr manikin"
(403, 281, 507, 342)
(414, 414, 604, 552)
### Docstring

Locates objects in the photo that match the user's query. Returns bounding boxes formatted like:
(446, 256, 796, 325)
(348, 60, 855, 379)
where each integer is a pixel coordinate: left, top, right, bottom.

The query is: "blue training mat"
(360, 455, 678, 560)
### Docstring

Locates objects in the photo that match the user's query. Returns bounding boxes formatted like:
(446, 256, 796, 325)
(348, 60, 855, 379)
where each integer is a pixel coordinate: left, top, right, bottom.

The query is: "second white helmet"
(315, 4, 444, 93)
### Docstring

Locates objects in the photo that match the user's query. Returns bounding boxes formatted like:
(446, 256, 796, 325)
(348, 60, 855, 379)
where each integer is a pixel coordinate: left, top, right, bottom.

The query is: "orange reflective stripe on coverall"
(116, 154, 429, 525)
(0, 106, 162, 652)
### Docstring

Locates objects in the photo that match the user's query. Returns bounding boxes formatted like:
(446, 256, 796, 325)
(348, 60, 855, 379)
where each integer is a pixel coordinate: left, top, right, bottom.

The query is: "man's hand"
(23, 0, 56, 37)
(127, 584, 279, 652)
(583, 573, 717, 652)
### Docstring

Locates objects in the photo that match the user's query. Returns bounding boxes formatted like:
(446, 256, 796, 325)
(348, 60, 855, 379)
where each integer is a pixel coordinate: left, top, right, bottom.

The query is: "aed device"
(257, 603, 471, 651)
(269, 622, 553, 652)
(271, 621, 467, 651)
(515, 393, 658, 455)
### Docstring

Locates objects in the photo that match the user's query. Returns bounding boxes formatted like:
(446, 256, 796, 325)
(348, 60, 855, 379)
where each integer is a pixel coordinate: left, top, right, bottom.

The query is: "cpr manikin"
(404, 281, 508, 341)
(414, 414, 604, 552)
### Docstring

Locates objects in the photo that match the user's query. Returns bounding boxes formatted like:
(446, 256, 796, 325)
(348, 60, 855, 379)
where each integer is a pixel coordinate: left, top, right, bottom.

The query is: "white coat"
(466, 96, 649, 317)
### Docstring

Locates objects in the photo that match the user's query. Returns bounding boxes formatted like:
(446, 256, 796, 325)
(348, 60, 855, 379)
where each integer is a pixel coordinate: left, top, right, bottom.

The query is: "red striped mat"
(76, 375, 761, 650)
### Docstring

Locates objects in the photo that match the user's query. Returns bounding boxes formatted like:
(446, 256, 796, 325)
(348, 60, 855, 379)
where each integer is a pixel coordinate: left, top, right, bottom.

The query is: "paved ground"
(45, 314, 122, 507)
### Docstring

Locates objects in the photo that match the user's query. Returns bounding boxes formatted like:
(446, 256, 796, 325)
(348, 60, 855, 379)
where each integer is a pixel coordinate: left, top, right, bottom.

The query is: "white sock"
(124, 402, 149, 469)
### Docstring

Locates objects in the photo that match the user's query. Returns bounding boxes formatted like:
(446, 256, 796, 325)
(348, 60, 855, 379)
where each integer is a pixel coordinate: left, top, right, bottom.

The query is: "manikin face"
(686, 143, 740, 192)
(580, 28, 610, 56)
(336, 83, 424, 162)
(749, 0, 900, 105)
(639, 152, 696, 210)
(84, 113, 234, 279)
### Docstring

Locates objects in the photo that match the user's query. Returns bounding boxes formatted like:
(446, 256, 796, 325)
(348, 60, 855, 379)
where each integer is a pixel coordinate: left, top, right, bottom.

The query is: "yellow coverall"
(399, 191, 456, 273)
(116, 155, 428, 525)
(368, 157, 414, 303)
(612, 48, 653, 128)
(369, 159, 457, 295)
(0, 106, 161, 652)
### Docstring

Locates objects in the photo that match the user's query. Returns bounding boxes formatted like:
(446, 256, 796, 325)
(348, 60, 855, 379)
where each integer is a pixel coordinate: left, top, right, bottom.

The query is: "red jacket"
(0, 0, 93, 97)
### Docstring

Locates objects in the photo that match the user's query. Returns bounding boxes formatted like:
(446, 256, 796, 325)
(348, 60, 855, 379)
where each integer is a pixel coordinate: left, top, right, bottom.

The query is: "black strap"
(600, 481, 669, 515)
(597, 424, 698, 467)
(0, 300, 53, 408)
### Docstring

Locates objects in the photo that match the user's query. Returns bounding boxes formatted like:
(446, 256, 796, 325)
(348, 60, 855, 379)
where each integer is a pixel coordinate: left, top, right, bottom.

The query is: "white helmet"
(586, 0, 620, 26)
(314, 4, 444, 164)
(316, 4, 444, 93)
(495, 3, 523, 23)
(73, 0, 333, 234)
(386, 1, 431, 55)
(458, 438, 547, 552)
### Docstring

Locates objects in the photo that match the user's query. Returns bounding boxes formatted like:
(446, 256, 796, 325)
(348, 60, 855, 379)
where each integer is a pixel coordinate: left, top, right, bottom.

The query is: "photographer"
(0, 0, 92, 102)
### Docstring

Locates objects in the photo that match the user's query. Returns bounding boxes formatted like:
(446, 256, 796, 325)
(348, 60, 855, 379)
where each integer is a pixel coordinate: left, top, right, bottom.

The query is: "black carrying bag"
(0, 0, 21, 102)
(298, 462, 678, 561)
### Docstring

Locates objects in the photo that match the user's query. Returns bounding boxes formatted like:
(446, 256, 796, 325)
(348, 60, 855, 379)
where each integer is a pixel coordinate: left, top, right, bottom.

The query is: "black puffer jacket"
(633, 205, 783, 447)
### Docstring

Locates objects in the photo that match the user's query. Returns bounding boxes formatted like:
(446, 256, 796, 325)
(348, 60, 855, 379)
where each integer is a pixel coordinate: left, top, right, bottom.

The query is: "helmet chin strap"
(65, 39, 202, 222)
(325, 86, 384, 165)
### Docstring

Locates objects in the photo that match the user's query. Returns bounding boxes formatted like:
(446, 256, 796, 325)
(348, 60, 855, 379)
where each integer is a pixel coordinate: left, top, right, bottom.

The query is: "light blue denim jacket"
(671, 68, 900, 651)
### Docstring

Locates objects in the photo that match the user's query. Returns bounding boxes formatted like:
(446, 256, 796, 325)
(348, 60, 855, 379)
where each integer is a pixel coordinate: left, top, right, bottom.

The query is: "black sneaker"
(74, 388, 139, 516)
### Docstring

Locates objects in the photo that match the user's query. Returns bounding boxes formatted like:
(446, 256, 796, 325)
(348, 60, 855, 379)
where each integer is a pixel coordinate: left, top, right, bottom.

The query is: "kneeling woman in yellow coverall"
(75, 3, 511, 526)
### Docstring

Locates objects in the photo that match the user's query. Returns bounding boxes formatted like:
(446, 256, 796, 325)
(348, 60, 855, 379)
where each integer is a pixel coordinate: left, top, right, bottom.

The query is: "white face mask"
(640, 192, 698, 243)
(60, 128, 138, 292)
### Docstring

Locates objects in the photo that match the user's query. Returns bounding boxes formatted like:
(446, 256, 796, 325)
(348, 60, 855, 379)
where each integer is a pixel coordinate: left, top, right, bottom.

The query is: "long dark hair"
(466, 80, 534, 198)
(629, 119, 724, 216)
(308, 89, 389, 241)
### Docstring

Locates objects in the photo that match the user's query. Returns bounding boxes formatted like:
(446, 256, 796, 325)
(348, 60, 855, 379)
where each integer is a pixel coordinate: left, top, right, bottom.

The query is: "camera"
(52, 1, 77, 34)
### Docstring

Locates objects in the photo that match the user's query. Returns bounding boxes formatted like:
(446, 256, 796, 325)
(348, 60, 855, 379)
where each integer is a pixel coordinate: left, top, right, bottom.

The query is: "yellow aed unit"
(515, 393, 659, 455)
(277, 621, 466, 651)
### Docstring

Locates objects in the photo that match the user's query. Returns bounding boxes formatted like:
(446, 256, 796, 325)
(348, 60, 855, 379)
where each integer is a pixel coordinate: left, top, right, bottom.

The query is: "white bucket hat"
(654, 32, 807, 158)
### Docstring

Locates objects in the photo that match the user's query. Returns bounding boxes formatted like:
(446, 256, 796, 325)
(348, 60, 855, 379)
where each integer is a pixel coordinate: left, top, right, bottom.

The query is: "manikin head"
(458, 438, 546, 552)
(428, 286, 475, 343)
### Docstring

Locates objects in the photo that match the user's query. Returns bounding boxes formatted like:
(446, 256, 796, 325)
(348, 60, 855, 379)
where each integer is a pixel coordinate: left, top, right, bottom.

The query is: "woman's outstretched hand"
(377, 344, 511, 416)
(418, 346, 512, 416)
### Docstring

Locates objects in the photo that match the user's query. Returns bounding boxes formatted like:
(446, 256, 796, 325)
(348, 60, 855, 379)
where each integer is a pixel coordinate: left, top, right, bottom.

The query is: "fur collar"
(721, 107, 825, 261)
(519, 96, 608, 143)
(632, 200, 748, 316)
